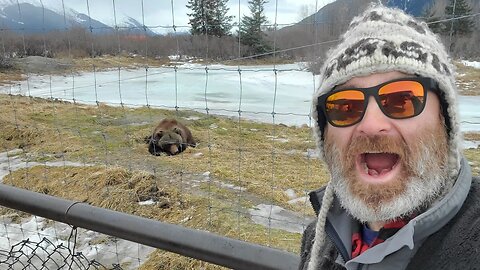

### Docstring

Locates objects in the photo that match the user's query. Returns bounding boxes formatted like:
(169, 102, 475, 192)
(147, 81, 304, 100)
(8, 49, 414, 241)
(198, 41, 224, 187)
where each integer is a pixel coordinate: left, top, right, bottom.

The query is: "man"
(300, 4, 479, 270)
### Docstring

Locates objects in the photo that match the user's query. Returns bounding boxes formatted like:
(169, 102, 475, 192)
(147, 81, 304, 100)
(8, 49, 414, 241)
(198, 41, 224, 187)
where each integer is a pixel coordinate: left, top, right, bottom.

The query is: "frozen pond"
(1, 63, 479, 131)
(458, 95, 480, 132)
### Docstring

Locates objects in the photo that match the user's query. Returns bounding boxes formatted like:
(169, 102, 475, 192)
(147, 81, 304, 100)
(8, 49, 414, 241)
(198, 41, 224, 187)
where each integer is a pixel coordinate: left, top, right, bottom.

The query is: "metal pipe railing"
(0, 183, 300, 270)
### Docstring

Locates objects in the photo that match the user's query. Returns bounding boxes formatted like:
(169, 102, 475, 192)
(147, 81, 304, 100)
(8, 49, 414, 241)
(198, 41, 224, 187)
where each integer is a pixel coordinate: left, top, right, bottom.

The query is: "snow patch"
(0, 216, 154, 269)
(215, 180, 246, 191)
(304, 149, 320, 159)
(0, 149, 91, 182)
(285, 189, 297, 199)
(249, 204, 313, 233)
(288, 196, 309, 205)
(193, 152, 204, 158)
(464, 140, 480, 149)
(266, 135, 289, 143)
(183, 116, 200, 121)
(138, 199, 156, 206)
(462, 60, 480, 69)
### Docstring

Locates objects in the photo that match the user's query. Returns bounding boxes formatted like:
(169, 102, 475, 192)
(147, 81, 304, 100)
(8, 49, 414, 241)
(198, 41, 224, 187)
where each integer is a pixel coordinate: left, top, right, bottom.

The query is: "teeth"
(381, 168, 392, 174)
(366, 168, 393, 177)
(368, 169, 379, 176)
(362, 162, 369, 174)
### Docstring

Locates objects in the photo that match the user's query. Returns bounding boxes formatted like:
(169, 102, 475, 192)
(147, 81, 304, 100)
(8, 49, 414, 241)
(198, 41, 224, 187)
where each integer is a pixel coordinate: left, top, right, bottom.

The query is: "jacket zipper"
(325, 219, 350, 263)
(325, 222, 366, 270)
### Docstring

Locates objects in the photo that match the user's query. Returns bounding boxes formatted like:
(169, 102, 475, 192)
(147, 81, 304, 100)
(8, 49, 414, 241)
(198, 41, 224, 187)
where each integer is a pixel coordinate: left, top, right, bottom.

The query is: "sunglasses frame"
(317, 77, 440, 128)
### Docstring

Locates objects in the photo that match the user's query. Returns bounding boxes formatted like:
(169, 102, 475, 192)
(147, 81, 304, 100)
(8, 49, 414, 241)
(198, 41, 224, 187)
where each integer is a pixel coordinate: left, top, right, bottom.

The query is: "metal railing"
(0, 183, 300, 270)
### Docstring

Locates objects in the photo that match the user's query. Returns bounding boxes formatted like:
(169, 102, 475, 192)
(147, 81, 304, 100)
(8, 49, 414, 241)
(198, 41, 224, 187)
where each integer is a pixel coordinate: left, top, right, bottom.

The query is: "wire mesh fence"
(1, 236, 125, 270)
(0, 0, 479, 269)
(0, 215, 143, 270)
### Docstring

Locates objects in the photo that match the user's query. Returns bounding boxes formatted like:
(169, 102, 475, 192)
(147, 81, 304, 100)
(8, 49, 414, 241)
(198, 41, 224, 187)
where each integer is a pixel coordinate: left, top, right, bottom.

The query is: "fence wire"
(0, 237, 123, 270)
(0, 211, 152, 270)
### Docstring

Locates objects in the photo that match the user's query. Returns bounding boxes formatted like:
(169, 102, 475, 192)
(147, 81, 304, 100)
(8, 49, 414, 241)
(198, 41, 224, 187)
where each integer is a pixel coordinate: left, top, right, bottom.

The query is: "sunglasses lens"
(325, 90, 365, 126)
(378, 81, 425, 118)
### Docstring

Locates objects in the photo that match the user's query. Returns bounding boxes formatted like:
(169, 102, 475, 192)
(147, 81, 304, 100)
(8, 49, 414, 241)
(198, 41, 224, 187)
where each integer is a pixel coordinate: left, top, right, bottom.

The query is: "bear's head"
(146, 127, 185, 156)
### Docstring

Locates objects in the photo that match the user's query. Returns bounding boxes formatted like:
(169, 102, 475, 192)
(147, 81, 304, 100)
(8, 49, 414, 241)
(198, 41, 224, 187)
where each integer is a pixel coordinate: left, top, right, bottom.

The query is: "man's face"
(323, 71, 450, 223)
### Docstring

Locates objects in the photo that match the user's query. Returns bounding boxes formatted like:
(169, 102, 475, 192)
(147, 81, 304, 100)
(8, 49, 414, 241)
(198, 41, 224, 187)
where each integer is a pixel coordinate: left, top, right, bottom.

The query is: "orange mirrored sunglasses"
(317, 77, 439, 127)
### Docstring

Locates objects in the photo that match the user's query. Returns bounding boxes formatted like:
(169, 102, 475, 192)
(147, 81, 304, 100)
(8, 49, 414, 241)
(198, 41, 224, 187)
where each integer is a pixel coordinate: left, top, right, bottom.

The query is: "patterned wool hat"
(312, 4, 461, 176)
(306, 4, 462, 270)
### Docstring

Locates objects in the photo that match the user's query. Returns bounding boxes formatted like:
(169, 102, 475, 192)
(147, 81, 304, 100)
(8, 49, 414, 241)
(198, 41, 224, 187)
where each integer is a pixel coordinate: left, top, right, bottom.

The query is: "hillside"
(0, 2, 155, 35)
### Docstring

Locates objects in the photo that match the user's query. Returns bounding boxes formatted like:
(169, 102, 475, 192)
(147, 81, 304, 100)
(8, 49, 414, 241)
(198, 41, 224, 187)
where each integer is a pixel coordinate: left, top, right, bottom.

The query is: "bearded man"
(299, 5, 479, 270)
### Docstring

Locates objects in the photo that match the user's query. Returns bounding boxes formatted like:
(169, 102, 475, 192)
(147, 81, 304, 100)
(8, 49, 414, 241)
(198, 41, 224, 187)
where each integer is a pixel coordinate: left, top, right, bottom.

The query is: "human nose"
(355, 96, 392, 135)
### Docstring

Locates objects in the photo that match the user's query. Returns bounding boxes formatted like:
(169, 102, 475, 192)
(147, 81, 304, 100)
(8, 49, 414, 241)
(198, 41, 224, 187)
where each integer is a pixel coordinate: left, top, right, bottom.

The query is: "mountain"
(279, 0, 479, 41)
(0, 2, 156, 35)
(295, 0, 434, 32)
(275, 0, 479, 65)
(300, 0, 480, 28)
(385, 0, 435, 16)
(0, 3, 112, 33)
(121, 16, 156, 36)
(279, 0, 375, 40)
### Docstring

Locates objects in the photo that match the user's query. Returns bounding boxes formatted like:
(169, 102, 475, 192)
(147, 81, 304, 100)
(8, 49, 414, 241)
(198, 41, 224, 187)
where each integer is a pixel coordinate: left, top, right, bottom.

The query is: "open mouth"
(357, 152, 400, 178)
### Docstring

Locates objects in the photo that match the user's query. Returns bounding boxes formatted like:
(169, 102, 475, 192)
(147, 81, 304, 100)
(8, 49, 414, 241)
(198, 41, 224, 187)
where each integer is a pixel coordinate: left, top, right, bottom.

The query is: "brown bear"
(145, 119, 196, 156)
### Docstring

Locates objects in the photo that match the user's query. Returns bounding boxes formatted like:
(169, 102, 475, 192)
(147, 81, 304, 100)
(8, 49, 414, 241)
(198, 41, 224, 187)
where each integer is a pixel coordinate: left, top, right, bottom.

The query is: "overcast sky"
(8, 0, 336, 34)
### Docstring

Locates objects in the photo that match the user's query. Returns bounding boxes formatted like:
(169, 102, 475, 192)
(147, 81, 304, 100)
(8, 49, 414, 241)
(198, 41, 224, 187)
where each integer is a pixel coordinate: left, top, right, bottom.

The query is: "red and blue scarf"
(352, 218, 412, 258)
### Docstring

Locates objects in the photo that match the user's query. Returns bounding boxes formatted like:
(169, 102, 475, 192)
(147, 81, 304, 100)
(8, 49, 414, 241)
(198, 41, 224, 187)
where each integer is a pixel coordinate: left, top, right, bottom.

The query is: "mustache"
(342, 134, 410, 173)
(348, 135, 408, 156)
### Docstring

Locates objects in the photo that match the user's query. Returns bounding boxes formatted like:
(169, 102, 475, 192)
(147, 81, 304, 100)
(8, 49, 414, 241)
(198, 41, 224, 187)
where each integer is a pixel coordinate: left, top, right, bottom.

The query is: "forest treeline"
(0, 0, 478, 70)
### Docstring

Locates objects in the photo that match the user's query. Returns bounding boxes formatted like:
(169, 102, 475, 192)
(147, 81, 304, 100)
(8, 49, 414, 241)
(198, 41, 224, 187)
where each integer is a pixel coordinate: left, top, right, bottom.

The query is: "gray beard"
(325, 129, 450, 223)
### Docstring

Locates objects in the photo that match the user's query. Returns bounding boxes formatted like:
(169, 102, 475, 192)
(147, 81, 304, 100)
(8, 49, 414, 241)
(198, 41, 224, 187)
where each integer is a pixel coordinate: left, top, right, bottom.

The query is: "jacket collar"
(309, 156, 472, 266)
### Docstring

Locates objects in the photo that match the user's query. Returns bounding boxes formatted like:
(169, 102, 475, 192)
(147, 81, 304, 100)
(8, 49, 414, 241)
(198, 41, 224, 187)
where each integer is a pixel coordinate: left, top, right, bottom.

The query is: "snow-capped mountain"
(0, 1, 156, 35)
(121, 16, 156, 36)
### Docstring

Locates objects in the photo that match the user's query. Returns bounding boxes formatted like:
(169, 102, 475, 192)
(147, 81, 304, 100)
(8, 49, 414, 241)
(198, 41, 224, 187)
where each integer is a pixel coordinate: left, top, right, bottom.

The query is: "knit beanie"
(307, 4, 462, 270)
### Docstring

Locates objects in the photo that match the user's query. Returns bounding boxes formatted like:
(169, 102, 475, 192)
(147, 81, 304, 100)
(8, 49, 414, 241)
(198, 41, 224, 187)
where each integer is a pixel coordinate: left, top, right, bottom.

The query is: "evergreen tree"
(238, 0, 272, 56)
(443, 0, 475, 36)
(186, 0, 233, 37)
(423, 3, 445, 34)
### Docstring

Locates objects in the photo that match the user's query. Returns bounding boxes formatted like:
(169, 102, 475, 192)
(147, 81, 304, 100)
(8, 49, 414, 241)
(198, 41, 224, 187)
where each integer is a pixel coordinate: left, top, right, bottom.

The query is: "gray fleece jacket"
(299, 158, 480, 270)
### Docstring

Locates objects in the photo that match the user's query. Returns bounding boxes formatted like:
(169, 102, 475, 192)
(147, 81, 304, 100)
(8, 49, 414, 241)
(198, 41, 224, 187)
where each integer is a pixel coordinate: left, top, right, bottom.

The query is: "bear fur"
(145, 119, 196, 156)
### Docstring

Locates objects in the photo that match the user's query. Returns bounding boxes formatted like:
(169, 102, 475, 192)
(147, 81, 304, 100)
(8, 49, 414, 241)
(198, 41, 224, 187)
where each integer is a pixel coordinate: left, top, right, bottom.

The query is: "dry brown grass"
(221, 57, 295, 66)
(0, 55, 171, 86)
(3, 166, 185, 218)
(1, 93, 314, 268)
(72, 55, 170, 72)
(464, 132, 480, 141)
(0, 94, 328, 206)
(2, 164, 302, 269)
(455, 61, 480, 96)
(0, 69, 24, 86)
